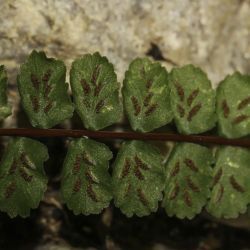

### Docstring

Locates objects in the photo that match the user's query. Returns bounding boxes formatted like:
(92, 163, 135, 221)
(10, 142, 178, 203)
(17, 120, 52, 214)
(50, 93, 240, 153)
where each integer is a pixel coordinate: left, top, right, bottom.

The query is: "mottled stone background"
(1, 0, 250, 85)
(0, 1, 250, 249)
(1, 0, 250, 127)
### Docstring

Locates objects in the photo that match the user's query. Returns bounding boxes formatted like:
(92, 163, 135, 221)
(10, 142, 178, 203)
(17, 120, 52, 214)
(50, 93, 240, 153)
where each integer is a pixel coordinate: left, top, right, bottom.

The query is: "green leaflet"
(207, 146, 250, 219)
(61, 138, 113, 215)
(217, 72, 250, 138)
(169, 65, 216, 134)
(0, 65, 12, 120)
(112, 141, 165, 217)
(123, 58, 173, 132)
(17, 50, 74, 128)
(0, 137, 48, 218)
(70, 52, 122, 130)
(163, 143, 213, 219)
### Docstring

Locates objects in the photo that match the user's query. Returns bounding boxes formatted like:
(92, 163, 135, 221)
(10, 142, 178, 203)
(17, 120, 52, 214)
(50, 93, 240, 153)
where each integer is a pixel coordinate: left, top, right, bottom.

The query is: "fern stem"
(0, 128, 249, 147)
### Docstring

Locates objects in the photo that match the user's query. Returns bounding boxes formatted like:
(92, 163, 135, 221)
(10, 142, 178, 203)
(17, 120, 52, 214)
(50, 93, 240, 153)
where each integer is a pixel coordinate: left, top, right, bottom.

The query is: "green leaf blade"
(163, 143, 213, 219)
(123, 58, 173, 132)
(207, 146, 250, 219)
(0, 65, 12, 120)
(70, 52, 122, 130)
(17, 50, 74, 128)
(169, 65, 216, 134)
(217, 72, 250, 138)
(61, 138, 113, 215)
(112, 140, 165, 217)
(0, 137, 49, 218)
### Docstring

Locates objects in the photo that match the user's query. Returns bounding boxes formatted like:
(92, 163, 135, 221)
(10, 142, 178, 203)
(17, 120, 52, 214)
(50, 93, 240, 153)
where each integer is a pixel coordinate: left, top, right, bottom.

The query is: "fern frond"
(0, 137, 48, 218)
(17, 50, 74, 128)
(61, 138, 113, 215)
(162, 143, 213, 219)
(112, 140, 165, 217)
(207, 146, 250, 218)
(168, 65, 216, 134)
(123, 58, 173, 132)
(217, 72, 250, 138)
(70, 52, 122, 130)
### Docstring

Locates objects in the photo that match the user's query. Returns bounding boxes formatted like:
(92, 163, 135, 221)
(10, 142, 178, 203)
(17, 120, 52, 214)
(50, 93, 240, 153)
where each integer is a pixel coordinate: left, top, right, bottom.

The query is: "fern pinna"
(0, 50, 249, 219)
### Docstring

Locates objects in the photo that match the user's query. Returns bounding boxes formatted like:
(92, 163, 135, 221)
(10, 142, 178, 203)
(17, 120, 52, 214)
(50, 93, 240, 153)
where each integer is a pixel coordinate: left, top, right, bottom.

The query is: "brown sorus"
(146, 79, 153, 89)
(143, 92, 153, 107)
(81, 79, 91, 95)
(184, 158, 198, 172)
(174, 81, 185, 102)
(177, 104, 185, 118)
(183, 190, 192, 207)
(19, 167, 33, 182)
(187, 103, 202, 121)
(134, 167, 144, 180)
(186, 176, 200, 192)
(44, 84, 52, 98)
(44, 100, 53, 113)
(73, 177, 81, 193)
(5, 182, 16, 199)
(20, 153, 33, 170)
(87, 183, 98, 202)
(137, 188, 148, 207)
(94, 83, 103, 97)
(72, 155, 81, 174)
(213, 168, 223, 186)
(145, 103, 157, 116)
(30, 74, 40, 90)
(238, 96, 250, 110)
(187, 89, 199, 107)
(169, 184, 179, 200)
(232, 115, 249, 125)
(134, 155, 150, 170)
(131, 96, 141, 116)
(229, 175, 245, 193)
(222, 100, 230, 118)
(121, 158, 131, 178)
(170, 162, 180, 177)
(31, 96, 39, 112)
(85, 169, 97, 183)
(20, 153, 27, 165)
(42, 69, 52, 82)
(95, 100, 105, 113)
(9, 159, 18, 175)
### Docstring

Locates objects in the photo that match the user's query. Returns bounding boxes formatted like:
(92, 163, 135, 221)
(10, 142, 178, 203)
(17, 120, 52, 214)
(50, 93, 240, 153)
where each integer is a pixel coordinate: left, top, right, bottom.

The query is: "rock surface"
(0, 0, 250, 86)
